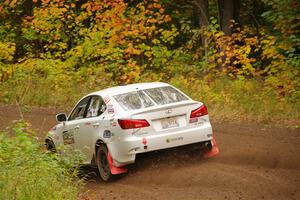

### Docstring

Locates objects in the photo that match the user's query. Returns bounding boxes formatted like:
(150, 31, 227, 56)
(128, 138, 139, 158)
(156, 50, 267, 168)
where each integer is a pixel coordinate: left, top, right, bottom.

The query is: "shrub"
(0, 120, 84, 200)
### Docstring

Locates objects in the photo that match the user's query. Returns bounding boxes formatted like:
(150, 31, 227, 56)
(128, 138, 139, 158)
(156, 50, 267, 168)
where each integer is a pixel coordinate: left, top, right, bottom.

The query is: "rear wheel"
(96, 144, 114, 182)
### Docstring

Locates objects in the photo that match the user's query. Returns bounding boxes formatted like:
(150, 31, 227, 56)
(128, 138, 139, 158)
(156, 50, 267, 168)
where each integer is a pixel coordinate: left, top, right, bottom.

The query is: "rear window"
(113, 91, 154, 111)
(144, 86, 188, 105)
(113, 86, 188, 111)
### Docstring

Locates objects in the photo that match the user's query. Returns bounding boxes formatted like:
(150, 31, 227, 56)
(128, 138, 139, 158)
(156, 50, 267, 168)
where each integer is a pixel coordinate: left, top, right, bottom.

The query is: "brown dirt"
(0, 104, 299, 200)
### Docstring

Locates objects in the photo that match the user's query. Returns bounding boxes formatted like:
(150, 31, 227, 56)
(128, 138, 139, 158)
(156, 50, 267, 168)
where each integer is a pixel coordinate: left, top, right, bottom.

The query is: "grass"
(0, 121, 85, 200)
(170, 76, 300, 127)
(0, 74, 299, 127)
(0, 74, 298, 200)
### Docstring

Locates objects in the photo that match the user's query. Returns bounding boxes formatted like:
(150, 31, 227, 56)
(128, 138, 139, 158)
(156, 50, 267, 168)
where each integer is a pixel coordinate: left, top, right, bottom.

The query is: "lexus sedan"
(46, 82, 219, 181)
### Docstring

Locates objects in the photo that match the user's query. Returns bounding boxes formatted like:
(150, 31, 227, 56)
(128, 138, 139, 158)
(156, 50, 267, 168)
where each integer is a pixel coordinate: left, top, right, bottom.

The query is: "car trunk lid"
(128, 100, 201, 135)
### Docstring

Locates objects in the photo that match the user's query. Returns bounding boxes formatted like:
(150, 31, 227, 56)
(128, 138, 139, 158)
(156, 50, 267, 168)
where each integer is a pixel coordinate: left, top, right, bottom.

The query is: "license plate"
(161, 117, 179, 129)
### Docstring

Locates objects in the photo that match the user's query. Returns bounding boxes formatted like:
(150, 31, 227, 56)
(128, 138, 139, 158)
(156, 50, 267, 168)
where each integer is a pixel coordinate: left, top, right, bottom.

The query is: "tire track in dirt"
(0, 104, 299, 200)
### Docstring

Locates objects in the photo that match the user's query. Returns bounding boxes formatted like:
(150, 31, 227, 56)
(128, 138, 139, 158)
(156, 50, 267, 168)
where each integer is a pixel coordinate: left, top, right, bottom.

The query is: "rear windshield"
(113, 86, 189, 111)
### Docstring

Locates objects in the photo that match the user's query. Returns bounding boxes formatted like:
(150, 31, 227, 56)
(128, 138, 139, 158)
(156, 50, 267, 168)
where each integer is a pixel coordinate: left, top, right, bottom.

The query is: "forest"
(0, 0, 299, 125)
(0, 1, 299, 199)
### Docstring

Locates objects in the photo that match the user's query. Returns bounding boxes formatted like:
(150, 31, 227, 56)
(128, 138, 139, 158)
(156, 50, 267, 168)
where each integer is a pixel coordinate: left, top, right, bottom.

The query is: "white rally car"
(46, 82, 219, 181)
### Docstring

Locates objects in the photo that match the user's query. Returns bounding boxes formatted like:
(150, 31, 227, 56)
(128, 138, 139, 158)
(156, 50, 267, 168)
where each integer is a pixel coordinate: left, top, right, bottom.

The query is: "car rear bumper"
(107, 123, 213, 166)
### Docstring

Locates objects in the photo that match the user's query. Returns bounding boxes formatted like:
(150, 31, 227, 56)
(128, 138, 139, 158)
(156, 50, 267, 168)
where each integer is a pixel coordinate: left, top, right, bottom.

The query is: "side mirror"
(56, 113, 67, 122)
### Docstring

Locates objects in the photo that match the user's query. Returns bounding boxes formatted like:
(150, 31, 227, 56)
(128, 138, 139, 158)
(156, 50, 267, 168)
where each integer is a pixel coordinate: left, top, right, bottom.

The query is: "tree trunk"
(195, 0, 209, 27)
(218, 0, 240, 35)
(194, 0, 209, 55)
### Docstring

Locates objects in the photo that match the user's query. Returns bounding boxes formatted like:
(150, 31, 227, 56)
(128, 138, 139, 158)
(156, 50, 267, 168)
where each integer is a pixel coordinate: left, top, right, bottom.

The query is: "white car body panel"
(47, 82, 213, 166)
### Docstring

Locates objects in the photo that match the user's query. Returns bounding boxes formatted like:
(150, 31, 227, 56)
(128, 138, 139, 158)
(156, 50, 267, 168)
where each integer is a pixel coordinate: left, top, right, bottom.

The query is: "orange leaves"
(125, 43, 141, 55)
(18, 0, 177, 83)
(199, 20, 298, 99)
(3, 0, 17, 8)
(201, 22, 276, 77)
(41, 0, 50, 5)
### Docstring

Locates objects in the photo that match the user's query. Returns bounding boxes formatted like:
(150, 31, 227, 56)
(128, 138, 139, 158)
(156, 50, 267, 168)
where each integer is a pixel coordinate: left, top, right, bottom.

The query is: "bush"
(0, 120, 84, 200)
(170, 76, 300, 126)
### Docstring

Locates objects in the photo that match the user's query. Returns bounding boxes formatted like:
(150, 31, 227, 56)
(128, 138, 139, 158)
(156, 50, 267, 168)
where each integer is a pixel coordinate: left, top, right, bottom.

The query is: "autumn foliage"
(0, 0, 299, 125)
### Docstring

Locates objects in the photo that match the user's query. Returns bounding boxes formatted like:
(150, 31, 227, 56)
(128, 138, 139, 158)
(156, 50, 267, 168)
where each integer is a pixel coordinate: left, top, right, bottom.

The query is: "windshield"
(113, 86, 189, 111)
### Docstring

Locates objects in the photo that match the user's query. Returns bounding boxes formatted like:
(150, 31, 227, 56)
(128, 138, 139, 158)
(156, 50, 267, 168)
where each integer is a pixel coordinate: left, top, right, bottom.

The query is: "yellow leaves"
(41, 0, 50, 5)
(9, 0, 17, 7)
(153, 3, 161, 9)
(0, 42, 16, 62)
(245, 45, 251, 55)
(233, 60, 239, 65)
(125, 43, 141, 55)
(202, 24, 291, 78)
(0, 64, 13, 82)
(14, 0, 177, 83)
(214, 32, 223, 38)
(152, 39, 160, 44)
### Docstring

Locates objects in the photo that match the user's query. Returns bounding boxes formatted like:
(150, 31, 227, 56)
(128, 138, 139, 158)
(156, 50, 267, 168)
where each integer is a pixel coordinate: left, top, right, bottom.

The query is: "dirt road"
(0, 104, 299, 200)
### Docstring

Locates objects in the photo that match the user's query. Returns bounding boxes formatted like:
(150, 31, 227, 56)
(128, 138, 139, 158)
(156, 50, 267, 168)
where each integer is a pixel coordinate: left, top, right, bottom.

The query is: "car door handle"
(92, 123, 100, 127)
(74, 125, 80, 130)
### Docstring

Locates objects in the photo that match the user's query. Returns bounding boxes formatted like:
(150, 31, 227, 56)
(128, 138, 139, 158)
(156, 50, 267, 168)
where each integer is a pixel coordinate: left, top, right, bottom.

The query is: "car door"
(74, 95, 107, 160)
(61, 96, 91, 149)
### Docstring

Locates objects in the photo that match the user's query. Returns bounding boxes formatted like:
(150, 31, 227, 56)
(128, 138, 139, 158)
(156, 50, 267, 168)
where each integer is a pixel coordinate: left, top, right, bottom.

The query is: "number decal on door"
(63, 130, 75, 145)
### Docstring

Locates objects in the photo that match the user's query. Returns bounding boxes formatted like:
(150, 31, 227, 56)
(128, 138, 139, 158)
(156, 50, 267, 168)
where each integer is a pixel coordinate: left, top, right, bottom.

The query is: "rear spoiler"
(129, 100, 201, 115)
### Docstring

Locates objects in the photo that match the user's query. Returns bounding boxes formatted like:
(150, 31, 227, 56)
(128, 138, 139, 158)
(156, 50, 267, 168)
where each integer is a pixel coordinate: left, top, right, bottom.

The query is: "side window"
(69, 97, 91, 121)
(86, 96, 106, 118)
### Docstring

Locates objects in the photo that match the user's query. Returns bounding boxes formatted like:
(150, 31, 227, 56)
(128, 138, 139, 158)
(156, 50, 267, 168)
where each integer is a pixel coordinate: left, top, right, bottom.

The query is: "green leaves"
(0, 120, 84, 200)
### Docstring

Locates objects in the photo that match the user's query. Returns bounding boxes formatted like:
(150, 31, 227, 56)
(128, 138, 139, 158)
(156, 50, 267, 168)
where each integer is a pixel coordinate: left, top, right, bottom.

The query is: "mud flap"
(204, 135, 219, 158)
(107, 152, 128, 175)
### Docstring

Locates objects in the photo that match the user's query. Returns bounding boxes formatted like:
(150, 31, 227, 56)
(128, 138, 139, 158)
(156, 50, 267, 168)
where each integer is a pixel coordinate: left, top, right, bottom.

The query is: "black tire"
(96, 144, 114, 182)
(45, 140, 56, 152)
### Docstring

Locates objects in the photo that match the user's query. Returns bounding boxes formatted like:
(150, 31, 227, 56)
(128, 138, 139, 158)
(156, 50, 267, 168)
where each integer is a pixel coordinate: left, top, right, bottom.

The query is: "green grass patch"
(170, 76, 300, 127)
(0, 73, 299, 127)
(0, 121, 85, 200)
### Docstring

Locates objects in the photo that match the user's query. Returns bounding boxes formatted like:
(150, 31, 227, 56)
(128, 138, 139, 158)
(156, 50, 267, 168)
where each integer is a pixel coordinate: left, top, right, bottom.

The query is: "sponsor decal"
(103, 130, 112, 138)
(107, 104, 114, 114)
(63, 130, 75, 145)
(142, 137, 147, 145)
(54, 134, 60, 141)
(104, 96, 111, 104)
(111, 121, 117, 127)
(108, 108, 114, 114)
(166, 137, 183, 143)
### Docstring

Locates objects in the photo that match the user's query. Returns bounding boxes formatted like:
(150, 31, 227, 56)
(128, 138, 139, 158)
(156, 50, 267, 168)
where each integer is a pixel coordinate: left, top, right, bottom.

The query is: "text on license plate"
(161, 117, 179, 129)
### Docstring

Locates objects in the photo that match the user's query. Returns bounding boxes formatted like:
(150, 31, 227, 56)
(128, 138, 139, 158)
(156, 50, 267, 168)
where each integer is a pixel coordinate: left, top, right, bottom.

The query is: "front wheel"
(96, 144, 114, 182)
(45, 139, 56, 152)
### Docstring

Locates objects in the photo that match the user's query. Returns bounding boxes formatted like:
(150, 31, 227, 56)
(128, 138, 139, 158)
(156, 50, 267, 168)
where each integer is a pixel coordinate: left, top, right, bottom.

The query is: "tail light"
(118, 119, 150, 129)
(190, 105, 208, 122)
